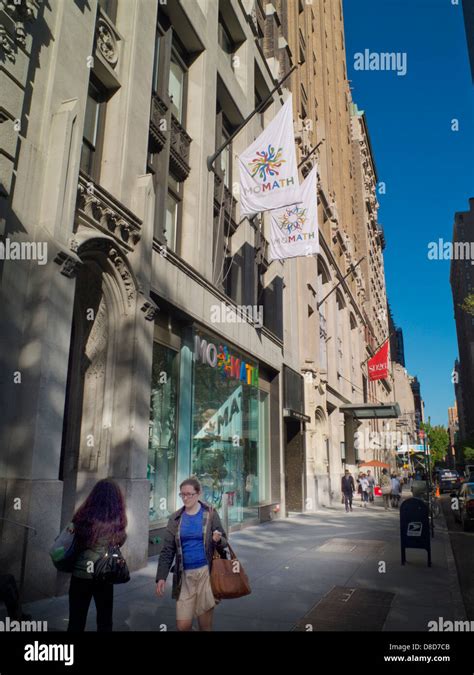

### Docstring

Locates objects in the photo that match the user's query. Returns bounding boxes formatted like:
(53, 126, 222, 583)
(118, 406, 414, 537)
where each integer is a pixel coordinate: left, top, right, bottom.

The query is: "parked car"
(452, 482, 474, 531)
(438, 469, 460, 494)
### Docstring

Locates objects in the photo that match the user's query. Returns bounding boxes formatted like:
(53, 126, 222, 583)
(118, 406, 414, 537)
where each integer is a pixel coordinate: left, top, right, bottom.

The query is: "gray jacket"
(155, 501, 228, 600)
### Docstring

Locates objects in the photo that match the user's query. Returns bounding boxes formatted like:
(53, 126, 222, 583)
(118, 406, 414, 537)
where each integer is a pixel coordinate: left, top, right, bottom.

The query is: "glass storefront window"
(191, 332, 265, 526)
(258, 390, 270, 504)
(148, 342, 179, 525)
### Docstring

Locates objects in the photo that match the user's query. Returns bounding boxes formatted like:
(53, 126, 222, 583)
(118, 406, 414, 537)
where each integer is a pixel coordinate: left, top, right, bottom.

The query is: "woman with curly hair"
(67, 478, 127, 632)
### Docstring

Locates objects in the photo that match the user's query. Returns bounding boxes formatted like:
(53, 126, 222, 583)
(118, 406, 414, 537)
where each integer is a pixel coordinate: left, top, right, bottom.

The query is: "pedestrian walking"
(380, 468, 392, 510)
(366, 470, 375, 503)
(155, 477, 229, 631)
(359, 473, 369, 507)
(341, 469, 355, 512)
(390, 474, 401, 508)
(66, 478, 128, 632)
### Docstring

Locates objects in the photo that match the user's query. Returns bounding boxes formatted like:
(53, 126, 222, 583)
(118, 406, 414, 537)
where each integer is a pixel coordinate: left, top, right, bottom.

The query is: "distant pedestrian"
(366, 470, 375, 503)
(390, 474, 401, 508)
(66, 478, 127, 632)
(155, 477, 228, 631)
(380, 469, 392, 510)
(341, 469, 355, 512)
(359, 473, 369, 507)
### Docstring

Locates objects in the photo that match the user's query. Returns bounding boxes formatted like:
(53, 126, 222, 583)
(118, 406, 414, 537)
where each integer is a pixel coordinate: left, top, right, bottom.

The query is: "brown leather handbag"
(210, 543, 251, 600)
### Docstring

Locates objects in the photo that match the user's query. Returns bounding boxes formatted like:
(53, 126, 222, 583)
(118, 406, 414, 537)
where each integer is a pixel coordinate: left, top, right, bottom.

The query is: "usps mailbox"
(400, 497, 431, 567)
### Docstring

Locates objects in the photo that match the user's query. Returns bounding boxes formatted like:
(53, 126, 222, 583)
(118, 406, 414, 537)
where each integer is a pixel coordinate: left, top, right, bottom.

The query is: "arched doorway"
(59, 235, 148, 563)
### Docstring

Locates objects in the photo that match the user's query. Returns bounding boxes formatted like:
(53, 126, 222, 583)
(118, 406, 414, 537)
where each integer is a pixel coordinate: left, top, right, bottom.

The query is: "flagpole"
(297, 138, 325, 170)
(207, 65, 297, 172)
(360, 330, 396, 367)
(316, 256, 365, 309)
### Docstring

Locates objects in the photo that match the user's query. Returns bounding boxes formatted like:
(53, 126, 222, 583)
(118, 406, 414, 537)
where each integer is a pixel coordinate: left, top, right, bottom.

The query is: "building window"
(148, 342, 180, 525)
(168, 53, 186, 123)
(258, 389, 270, 504)
(191, 331, 263, 526)
(340, 441, 346, 462)
(165, 176, 182, 252)
(218, 14, 235, 65)
(220, 122, 232, 189)
(152, 33, 161, 95)
(80, 78, 107, 180)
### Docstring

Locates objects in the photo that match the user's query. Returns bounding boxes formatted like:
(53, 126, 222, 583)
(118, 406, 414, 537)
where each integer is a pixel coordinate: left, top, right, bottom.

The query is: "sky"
(342, 0, 474, 427)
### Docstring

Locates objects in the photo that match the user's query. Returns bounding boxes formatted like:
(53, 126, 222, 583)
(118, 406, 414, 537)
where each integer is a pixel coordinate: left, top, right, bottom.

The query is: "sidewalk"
(7, 491, 466, 632)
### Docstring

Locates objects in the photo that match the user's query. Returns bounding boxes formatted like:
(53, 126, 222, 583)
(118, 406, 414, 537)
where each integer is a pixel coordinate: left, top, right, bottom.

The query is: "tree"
(463, 447, 474, 462)
(460, 294, 474, 316)
(421, 422, 449, 464)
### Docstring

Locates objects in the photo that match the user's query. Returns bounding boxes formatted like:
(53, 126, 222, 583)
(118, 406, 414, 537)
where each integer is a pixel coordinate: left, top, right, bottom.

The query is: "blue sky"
(342, 0, 474, 426)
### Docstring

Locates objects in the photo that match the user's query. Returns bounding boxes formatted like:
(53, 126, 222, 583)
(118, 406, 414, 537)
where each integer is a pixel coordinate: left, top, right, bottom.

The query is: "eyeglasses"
(179, 492, 197, 499)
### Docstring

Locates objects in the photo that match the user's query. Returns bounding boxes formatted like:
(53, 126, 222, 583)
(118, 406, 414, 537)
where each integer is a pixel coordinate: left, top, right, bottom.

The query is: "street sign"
(419, 431, 425, 439)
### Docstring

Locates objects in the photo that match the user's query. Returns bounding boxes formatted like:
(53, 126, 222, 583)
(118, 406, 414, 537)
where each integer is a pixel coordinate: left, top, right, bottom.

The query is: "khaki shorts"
(176, 565, 215, 621)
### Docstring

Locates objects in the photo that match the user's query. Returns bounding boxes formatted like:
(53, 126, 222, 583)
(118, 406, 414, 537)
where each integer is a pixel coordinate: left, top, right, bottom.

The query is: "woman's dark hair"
(72, 478, 127, 550)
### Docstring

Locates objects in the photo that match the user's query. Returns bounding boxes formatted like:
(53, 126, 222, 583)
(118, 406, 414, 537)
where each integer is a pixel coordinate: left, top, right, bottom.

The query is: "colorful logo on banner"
(268, 165, 319, 261)
(368, 340, 390, 381)
(194, 335, 259, 386)
(277, 204, 307, 235)
(248, 145, 285, 181)
(238, 95, 301, 219)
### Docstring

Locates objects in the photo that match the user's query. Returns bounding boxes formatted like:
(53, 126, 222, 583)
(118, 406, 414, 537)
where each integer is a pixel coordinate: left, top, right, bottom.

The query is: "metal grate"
(293, 586, 395, 631)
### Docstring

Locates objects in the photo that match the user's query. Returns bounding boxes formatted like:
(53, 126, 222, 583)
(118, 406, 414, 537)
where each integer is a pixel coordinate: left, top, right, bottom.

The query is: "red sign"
(368, 341, 390, 381)
(419, 431, 425, 439)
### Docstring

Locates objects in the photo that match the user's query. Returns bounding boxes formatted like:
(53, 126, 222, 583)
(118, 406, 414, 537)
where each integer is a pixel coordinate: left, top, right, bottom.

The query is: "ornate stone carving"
(96, 17, 118, 68)
(53, 250, 81, 278)
(149, 94, 168, 154)
(109, 247, 135, 307)
(76, 173, 142, 250)
(0, 25, 15, 61)
(0, 0, 36, 55)
(170, 114, 192, 181)
(141, 300, 158, 322)
(85, 295, 108, 379)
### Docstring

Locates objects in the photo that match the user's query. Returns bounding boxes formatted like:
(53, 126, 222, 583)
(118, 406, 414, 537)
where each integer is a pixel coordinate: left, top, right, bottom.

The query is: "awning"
(283, 408, 311, 422)
(358, 460, 390, 468)
(340, 403, 401, 419)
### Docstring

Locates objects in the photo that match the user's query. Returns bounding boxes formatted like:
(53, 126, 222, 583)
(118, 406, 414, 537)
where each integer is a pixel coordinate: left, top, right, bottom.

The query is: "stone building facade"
(1, 0, 400, 600)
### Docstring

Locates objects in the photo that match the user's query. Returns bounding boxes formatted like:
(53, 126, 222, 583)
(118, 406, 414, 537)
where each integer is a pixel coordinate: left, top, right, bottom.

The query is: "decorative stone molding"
(140, 300, 159, 322)
(54, 250, 82, 278)
(0, 24, 15, 61)
(96, 16, 118, 68)
(0, 0, 37, 59)
(149, 93, 168, 154)
(109, 247, 135, 307)
(170, 114, 192, 181)
(76, 172, 142, 251)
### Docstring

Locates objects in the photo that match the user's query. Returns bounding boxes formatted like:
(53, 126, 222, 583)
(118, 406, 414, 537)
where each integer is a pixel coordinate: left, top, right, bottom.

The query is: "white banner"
(268, 165, 319, 261)
(238, 96, 301, 219)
